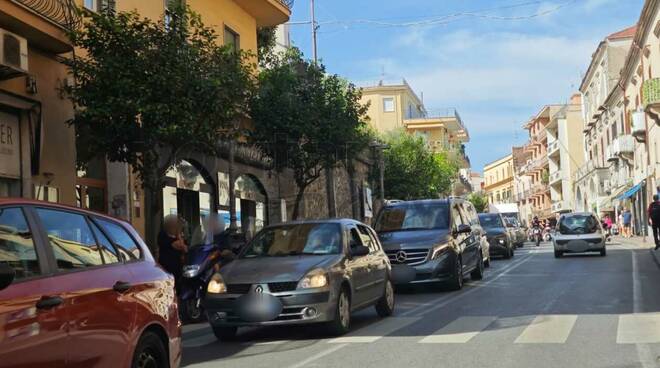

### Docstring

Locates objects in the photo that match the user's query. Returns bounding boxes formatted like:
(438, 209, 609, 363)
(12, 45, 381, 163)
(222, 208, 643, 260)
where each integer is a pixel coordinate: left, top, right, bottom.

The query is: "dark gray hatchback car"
(204, 219, 394, 340)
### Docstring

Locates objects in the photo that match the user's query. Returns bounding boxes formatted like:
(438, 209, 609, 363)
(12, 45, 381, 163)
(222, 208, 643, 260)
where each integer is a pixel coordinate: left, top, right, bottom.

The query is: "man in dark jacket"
(648, 195, 660, 250)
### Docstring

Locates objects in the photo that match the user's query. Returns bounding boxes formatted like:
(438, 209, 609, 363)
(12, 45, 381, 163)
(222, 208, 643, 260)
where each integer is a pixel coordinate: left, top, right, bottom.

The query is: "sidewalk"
(615, 235, 660, 268)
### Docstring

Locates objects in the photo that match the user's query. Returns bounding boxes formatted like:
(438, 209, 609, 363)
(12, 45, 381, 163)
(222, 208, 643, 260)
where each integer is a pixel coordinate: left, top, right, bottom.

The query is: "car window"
(367, 227, 382, 252)
(348, 227, 364, 250)
(357, 225, 378, 253)
(241, 223, 342, 257)
(90, 221, 121, 264)
(451, 205, 465, 230)
(463, 203, 479, 226)
(0, 207, 41, 280)
(96, 218, 141, 260)
(36, 208, 104, 271)
(375, 203, 450, 232)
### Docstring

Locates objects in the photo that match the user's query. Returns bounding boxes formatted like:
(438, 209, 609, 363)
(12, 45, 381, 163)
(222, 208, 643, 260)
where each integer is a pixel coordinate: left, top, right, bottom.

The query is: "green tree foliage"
(467, 192, 488, 213)
(65, 1, 254, 243)
(256, 26, 277, 65)
(382, 131, 459, 200)
(250, 49, 371, 219)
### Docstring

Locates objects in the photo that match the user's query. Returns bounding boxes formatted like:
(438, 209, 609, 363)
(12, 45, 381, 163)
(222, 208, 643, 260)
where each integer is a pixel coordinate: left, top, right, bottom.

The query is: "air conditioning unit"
(0, 29, 28, 78)
(631, 110, 646, 141)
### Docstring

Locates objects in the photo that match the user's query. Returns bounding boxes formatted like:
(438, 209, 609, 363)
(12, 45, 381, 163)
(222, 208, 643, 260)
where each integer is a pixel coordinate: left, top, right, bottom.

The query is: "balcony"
(12, 0, 80, 29)
(574, 161, 608, 184)
(631, 110, 646, 141)
(549, 171, 563, 185)
(612, 135, 634, 156)
(643, 78, 660, 126)
(606, 145, 618, 162)
(547, 140, 560, 158)
(552, 200, 570, 213)
(236, 0, 292, 27)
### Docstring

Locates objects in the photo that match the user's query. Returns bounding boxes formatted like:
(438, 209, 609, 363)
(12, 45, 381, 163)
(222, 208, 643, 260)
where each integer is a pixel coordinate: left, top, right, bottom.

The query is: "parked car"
(553, 212, 607, 258)
(0, 199, 181, 368)
(374, 199, 486, 290)
(478, 213, 515, 259)
(204, 219, 394, 340)
(504, 218, 526, 247)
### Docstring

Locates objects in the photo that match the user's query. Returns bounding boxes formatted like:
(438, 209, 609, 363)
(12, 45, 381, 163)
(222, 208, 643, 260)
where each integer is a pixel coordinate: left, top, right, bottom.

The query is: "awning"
(617, 183, 643, 200)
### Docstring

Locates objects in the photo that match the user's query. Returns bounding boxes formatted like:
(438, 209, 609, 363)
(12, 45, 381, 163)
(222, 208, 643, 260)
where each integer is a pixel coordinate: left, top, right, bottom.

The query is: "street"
(180, 240, 660, 368)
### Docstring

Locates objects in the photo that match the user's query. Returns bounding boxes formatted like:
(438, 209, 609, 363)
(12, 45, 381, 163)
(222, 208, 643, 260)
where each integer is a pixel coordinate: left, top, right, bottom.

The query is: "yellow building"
(483, 154, 514, 205)
(0, 0, 290, 237)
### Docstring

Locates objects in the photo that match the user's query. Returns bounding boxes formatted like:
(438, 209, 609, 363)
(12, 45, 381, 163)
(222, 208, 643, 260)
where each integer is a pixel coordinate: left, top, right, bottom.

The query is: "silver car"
(553, 212, 607, 258)
(204, 219, 395, 340)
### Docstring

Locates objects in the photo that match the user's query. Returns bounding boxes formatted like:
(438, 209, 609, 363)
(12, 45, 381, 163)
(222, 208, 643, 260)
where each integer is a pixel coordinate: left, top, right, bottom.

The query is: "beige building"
(483, 154, 514, 205)
(360, 79, 427, 133)
(546, 94, 585, 215)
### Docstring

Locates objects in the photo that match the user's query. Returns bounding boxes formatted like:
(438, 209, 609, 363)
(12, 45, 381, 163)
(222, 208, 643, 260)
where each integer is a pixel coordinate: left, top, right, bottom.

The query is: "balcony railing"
(276, 0, 294, 8)
(547, 140, 559, 155)
(549, 171, 563, 184)
(612, 135, 635, 156)
(12, 0, 81, 30)
(643, 78, 660, 108)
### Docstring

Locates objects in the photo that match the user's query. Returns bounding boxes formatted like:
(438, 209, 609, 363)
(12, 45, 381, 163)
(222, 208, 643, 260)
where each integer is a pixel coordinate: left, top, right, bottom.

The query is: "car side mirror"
(0, 263, 15, 291)
(350, 245, 370, 257)
(453, 224, 471, 237)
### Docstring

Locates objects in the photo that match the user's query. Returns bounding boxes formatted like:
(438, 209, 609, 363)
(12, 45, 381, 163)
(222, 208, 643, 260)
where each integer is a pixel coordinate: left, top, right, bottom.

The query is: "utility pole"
(310, 0, 338, 218)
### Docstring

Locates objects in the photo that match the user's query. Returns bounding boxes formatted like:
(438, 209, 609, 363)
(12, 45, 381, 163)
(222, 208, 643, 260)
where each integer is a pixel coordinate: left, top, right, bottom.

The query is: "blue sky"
(286, 0, 644, 172)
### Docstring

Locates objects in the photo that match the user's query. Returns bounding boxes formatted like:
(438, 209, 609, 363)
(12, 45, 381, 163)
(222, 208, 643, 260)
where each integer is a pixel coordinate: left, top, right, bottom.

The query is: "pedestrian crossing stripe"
(328, 317, 421, 343)
(617, 313, 660, 344)
(514, 315, 577, 344)
(420, 316, 497, 343)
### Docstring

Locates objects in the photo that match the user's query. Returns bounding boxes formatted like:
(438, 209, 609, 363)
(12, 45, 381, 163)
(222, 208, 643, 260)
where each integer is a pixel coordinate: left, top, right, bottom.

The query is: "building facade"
(483, 154, 514, 205)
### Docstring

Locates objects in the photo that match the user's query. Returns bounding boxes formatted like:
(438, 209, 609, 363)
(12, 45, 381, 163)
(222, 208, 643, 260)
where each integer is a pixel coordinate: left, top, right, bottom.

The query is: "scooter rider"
(532, 216, 542, 246)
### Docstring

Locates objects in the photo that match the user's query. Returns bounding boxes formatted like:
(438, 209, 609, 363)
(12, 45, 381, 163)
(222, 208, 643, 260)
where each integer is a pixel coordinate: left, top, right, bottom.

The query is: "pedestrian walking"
(623, 208, 632, 238)
(648, 195, 660, 250)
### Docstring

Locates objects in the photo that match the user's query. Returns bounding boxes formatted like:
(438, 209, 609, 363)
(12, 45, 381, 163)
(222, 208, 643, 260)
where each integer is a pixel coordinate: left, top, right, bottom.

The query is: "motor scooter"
(180, 243, 227, 323)
(533, 227, 542, 247)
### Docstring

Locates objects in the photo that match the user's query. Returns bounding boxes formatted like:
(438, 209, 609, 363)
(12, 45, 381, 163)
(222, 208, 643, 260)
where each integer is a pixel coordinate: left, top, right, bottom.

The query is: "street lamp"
(369, 140, 389, 203)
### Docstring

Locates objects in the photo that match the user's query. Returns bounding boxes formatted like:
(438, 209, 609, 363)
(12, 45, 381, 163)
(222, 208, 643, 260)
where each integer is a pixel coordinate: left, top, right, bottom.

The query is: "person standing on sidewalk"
(623, 208, 632, 238)
(648, 195, 660, 250)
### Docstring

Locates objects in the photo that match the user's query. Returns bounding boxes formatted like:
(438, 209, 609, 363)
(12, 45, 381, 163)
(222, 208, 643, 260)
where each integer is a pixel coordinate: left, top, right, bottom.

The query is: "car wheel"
(470, 252, 484, 280)
(554, 250, 563, 258)
(181, 298, 204, 324)
(326, 288, 351, 336)
(375, 279, 395, 317)
(132, 331, 167, 368)
(447, 256, 463, 291)
(600, 248, 607, 257)
(212, 326, 238, 341)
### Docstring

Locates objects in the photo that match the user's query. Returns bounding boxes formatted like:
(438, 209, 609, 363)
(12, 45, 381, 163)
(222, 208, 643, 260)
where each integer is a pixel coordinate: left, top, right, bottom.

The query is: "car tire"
(600, 248, 607, 257)
(375, 280, 395, 317)
(326, 288, 351, 336)
(447, 256, 463, 291)
(470, 253, 484, 280)
(503, 246, 511, 259)
(131, 331, 168, 368)
(212, 326, 238, 341)
(510, 246, 515, 258)
(554, 250, 563, 258)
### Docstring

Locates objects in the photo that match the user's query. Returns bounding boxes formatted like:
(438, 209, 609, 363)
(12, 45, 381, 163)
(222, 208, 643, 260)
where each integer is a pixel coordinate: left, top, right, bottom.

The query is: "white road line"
(420, 316, 496, 344)
(514, 315, 577, 344)
(287, 344, 347, 368)
(617, 313, 660, 344)
(242, 340, 291, 346)
(328, 317, 420, 343)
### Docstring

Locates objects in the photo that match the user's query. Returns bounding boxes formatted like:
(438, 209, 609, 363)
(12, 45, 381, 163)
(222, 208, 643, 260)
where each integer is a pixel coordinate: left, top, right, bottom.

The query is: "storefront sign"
(0, 112, 19, 178)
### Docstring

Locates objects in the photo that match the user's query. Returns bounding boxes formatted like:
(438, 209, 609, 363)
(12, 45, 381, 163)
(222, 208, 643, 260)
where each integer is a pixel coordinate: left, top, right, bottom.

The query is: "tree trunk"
(292, 185, 306, 220)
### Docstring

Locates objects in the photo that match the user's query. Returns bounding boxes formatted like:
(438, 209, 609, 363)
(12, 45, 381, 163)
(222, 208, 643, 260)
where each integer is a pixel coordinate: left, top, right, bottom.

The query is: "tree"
(250, 49, 371, 219)
(382, 131, 458, 200)
(256, 26, 277, 65)
(467, 192, 488, 213)
(65, 1, 254, 244)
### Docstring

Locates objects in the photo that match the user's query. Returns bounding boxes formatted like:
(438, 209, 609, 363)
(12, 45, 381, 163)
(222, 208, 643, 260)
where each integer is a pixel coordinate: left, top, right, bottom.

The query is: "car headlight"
(498, 238, 506, 245)
(207, 273, 227, 294)
(182, 265, 200, 278)
(431, 243, 450, 260)
(297, 269, 328, 289)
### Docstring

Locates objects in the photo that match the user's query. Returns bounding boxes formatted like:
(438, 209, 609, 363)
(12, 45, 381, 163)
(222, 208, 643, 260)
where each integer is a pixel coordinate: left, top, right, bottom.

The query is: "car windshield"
(241, 223, 342, 258)
(559, 215, 600, 235)
(478, 214, 503, 229)
(374, 203, 449, 232)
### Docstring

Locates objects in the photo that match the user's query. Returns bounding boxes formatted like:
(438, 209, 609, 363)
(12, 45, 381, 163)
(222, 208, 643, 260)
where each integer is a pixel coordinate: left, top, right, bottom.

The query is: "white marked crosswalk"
(514, 315, 578, 344)
(617, 313, 660, 344)
(420, 316, 497, 343)
(183, 313, 660, 348)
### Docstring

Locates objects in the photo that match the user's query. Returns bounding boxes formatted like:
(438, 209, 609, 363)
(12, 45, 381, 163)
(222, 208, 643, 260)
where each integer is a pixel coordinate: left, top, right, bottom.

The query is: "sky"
(286, 0, 644, 173)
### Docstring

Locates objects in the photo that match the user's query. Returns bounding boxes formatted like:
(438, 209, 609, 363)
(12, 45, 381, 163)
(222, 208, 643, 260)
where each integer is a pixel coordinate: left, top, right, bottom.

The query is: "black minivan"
(374, 199, 486, 290)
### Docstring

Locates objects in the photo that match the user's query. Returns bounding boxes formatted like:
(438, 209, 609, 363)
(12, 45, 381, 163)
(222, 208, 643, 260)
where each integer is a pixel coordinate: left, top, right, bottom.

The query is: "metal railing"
(276, 0, 294, 8)
(12, 0, 81, 30)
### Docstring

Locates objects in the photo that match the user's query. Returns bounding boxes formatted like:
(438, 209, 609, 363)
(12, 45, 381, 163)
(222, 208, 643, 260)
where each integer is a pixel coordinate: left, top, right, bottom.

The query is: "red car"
(0, 199, 181, 368)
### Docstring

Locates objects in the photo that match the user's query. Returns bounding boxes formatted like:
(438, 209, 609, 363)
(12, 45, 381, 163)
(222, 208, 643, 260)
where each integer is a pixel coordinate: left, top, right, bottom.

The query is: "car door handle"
(36, 296, 63, 310)
(113, 281, 132, 293)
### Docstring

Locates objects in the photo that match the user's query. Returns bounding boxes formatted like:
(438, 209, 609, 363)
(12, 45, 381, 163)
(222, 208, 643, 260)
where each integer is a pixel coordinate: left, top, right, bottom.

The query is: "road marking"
(420, 316, 496, 343)
(287, 344, 347, 368)
(617, 313, 660, 344)
(514, 315, 577, 344)
(182, 333, 218, 348)
(243, 340, 291, 346)
(328, 317, 420, 343)
(630, 250, 657, 368)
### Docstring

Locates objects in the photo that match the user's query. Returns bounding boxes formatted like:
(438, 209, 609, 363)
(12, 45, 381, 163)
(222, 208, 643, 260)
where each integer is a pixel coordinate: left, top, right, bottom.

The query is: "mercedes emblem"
(395, 250, 407, 263)
(254, 285, 264, 293)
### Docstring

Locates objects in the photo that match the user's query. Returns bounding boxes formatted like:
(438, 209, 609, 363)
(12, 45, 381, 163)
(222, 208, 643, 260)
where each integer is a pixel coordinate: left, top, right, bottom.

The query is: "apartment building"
(512, 145, 533, 225)
(546, 94, 585, 215)
(577, 25, 635, 215)
(484, 154, 514, 205)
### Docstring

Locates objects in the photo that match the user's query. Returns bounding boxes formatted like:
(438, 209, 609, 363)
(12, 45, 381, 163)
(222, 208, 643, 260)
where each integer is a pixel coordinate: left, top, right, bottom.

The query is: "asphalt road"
(180, 240, 660, 368)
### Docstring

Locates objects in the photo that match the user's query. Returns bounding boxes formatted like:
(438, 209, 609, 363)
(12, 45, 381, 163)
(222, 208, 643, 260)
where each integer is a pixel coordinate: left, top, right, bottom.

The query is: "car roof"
(383, 199, 452, 207)
(265, 218, 368, 228)
(0, 198, 132, 226)
(561, 212, 595, 217)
